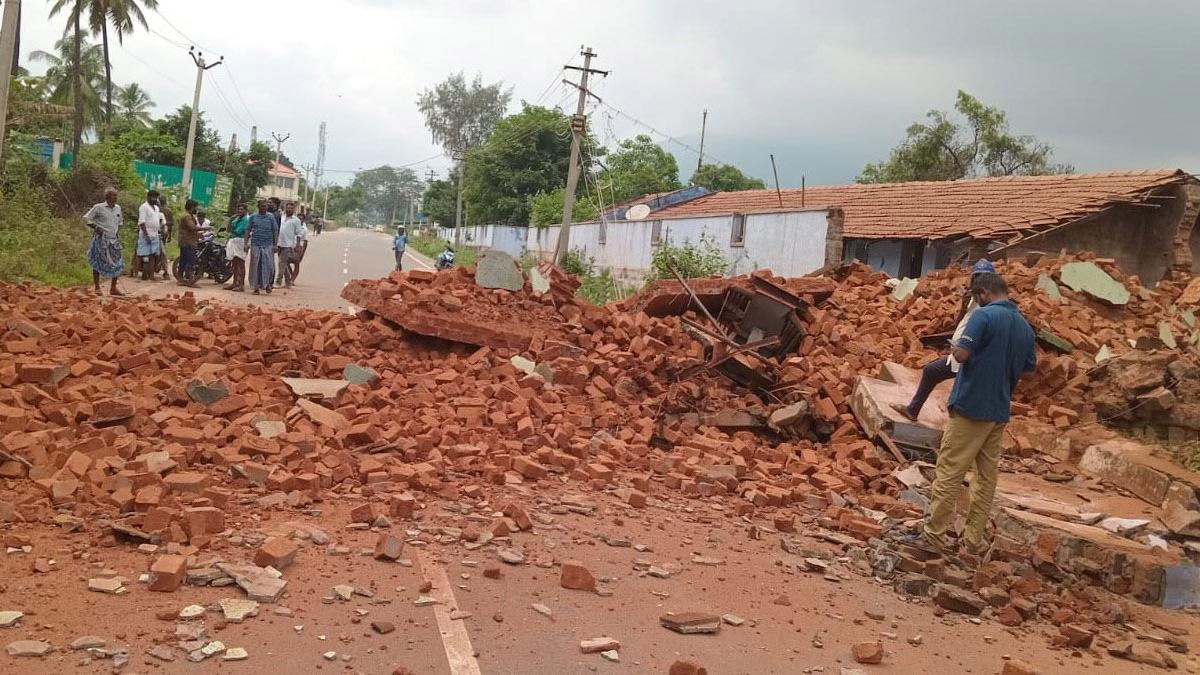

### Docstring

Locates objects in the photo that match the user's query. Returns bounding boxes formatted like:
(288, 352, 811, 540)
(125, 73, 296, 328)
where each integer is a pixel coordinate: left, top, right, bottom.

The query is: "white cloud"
(19, 0, 1199, 187)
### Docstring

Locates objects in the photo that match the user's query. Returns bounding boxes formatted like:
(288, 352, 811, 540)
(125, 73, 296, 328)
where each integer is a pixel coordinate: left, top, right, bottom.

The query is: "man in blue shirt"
(245, 200, 280, 295)
(911, 272, 1036, 555)
(392, 227, 407, 271)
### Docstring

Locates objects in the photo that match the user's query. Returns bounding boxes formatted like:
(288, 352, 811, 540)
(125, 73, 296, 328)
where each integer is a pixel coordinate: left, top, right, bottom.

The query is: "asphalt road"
(123, 228, 432, 312)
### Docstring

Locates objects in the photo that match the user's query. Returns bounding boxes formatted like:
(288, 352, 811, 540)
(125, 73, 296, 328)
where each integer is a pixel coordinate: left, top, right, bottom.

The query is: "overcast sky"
(19, 0, 1200, 187)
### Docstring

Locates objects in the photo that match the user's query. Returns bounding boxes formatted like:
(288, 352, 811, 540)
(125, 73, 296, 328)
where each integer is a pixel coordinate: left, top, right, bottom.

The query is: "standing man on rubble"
(892, 259, 996, 421)
(907, 272, 1036, 556)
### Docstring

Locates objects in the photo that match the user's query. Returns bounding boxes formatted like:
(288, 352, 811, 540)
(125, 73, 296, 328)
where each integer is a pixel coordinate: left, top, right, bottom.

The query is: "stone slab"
(1059, 261, 1130, 306)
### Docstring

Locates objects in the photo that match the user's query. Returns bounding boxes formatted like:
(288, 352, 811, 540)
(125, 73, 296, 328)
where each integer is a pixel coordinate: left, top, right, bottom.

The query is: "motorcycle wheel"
(171, 258, 182, 281)
(210, 259, 233, 284)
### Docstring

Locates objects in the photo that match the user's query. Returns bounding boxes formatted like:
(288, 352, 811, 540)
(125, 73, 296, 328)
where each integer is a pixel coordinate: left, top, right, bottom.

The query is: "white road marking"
(405, 250, 434, 271)
(417, 550, 482, 675)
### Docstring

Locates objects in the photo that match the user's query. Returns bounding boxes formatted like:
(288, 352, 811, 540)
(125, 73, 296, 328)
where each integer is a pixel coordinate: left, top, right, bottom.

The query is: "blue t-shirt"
(947, 299, 1037, 423)
(393, 234, 407, 251)
(247, 213, 278, 247)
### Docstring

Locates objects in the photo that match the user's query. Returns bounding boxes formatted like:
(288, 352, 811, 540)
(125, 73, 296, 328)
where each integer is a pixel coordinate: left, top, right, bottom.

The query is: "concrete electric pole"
(182, 48, 223, 196)
(554, 46, 608, 265)
(0, 0, 21, 168)
(270, 132, 290, 198)
(696, 109, 708, 174)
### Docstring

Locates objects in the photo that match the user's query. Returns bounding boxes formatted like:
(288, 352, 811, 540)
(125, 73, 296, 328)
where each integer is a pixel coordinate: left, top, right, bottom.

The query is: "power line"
(221, 65, 258, 128)
(596, 99, 730, 166)
(153, 8, 214, 54)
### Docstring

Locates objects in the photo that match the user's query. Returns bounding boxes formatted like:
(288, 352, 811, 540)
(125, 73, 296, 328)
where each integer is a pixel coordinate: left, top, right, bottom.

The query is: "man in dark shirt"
(912, 273, 1037, 555)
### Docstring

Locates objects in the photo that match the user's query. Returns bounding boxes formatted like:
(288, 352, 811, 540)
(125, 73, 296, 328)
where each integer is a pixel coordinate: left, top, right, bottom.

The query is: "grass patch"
(409, 233, 478, 268)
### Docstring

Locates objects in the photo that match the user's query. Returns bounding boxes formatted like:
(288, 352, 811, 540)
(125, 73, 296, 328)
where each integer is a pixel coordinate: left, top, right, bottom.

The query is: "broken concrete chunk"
(343, 363, 378, 385)
(890, 277, 918, 302)
(1059, 261, 1130, 305)
(282, 377, 350, 399)
(219, 599, 260, 623)
(475, 250, 524, 292)
(186, 380, 229, 405)
(6, 639, 52, 657)
(528, 266, 551, 294)
(0, 611, 23, 627)
(1035, 273, 1062, 301)
(579, 637, 620, 654)
(932, 584, 985, 615)
(660, 612, 721, 634)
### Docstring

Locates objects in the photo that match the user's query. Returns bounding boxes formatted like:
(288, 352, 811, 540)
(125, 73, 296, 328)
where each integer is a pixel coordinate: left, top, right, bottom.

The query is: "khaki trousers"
(923, 412, 1006, 549)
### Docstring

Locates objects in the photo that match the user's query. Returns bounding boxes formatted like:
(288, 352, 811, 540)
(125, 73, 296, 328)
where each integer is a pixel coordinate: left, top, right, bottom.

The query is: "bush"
(77, 141, 143, 193)
(560, 247, 595, 276)
(650, 233, 728, 280)
(0, 155, 93, 286)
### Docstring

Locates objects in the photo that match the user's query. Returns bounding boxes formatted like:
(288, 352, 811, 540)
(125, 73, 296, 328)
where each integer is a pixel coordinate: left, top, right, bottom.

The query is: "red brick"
(560, 560, 596, 591)
(254, 537, 299, 569)
(374, 533, 404, 561)
(148, 554, 187, 592)
(183, 506, 225, 538)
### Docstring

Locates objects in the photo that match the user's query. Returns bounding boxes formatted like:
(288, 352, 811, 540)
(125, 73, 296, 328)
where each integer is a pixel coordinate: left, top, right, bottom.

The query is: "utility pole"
(300, 163, 312, 207)
(426, 169, 437, 183)
(250, 125, 257, 145)
(554, 46, 608, 265)
(322, 186, 329, 220)
(182, 48, 223, 196)
(696, 109, 708, 174)
(452, 151, 465, 246)
(0, 0, 21, 168)
(270, 132, 290, 198)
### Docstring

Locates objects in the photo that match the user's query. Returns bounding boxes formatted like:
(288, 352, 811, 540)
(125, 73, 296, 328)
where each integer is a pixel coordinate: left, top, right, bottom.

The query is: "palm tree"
(48, 0, 86, 154)
(115, 82, 154, 127)
(86, 0, 159, 139)
(30, 37, 106, 138)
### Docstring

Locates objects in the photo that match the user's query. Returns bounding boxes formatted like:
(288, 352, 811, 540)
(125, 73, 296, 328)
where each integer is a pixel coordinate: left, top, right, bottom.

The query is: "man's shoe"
(890, 403, 919, 421)
(896, 531, 943, 555)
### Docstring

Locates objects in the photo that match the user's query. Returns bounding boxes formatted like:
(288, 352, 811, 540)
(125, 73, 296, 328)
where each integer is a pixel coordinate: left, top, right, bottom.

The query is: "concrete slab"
(475, 250, 524, 292)
(1059, 261, 1130, 306)
(850, 370, 948, 449)
(1035, 273, 1062, 301)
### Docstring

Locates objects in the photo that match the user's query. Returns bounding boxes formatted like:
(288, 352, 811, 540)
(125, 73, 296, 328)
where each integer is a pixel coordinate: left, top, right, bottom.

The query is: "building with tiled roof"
(527, 170, 1198, 283)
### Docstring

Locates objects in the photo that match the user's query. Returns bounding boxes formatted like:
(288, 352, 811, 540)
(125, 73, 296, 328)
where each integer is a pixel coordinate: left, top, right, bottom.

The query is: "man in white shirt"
(275, 201, 304, 288)
(136, 190, 162, 281)
(83, 187, 126, 295)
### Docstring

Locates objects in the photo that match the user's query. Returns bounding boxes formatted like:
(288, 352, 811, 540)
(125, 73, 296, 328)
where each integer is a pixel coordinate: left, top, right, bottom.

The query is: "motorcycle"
(435, 248, 455, 270)
(173, 228, 233, 284)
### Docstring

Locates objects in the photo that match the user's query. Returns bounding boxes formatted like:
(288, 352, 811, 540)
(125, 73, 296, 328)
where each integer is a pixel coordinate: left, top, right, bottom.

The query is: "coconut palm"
(86, 0, 160, 138)
(115, 82, 155, 127)
(30, 36, 106, 138)
(48, 0, 88, 153)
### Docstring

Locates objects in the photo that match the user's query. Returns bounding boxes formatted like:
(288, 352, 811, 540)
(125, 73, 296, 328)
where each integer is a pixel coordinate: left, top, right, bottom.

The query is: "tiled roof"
(650, 170, 1192, 241)
(270, 161, 299, 177)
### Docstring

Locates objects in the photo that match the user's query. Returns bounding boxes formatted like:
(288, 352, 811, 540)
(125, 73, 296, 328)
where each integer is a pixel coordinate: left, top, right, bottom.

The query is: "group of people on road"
(226, 196, 309, 294)
(82, 187, 311, 297)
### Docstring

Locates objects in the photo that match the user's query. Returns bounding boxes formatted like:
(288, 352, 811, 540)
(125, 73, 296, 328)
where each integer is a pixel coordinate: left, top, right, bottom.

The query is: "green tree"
(352, 166, 422, 224)
(149, 105, 223, 171)
(112, 125, 182, 165)
(85, 0, 159, 139)
(30, 35, 105, 142)
(463, 104, 595, 226)
(858, 90, 1073, 183)
(416, 72, 511, 234)
(114, 82, 154, 127)
(47, 0, 87, 153)
(421, 177, 457, 227)
(691, 163, 766, 192)
(600, 134, 681, 203)
(225, 140, 273, 212)
(325, 184, 364, 220)
(529, 187, 598, 226)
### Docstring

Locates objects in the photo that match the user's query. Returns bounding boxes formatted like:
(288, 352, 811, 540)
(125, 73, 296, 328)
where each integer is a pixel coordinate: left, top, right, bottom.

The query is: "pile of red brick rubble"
(0, 249, 1197, 669)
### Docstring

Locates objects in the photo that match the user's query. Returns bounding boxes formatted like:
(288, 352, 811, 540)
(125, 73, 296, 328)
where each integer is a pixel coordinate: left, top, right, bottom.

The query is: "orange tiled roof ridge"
(651, 169, 1191, 240)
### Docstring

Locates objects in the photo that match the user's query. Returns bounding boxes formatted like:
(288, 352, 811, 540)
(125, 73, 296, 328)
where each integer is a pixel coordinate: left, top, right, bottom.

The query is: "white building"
(256, 161, 303, 208)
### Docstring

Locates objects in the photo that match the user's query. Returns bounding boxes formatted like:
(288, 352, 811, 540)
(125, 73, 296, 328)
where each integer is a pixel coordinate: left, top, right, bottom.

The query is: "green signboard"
(134, 161, 218, 207)
(210, 176, 233, 215)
